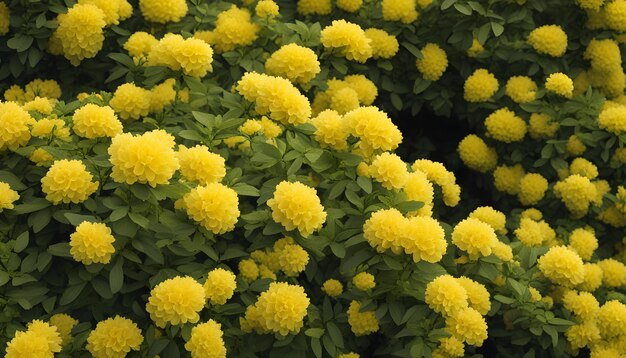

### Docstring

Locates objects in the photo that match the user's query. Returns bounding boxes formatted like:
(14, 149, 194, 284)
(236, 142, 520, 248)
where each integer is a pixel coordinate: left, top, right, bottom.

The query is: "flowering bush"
(1, 0, 626, 357)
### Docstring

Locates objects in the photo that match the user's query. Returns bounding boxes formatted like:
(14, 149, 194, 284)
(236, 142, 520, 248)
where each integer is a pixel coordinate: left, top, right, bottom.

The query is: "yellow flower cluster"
(347, 300, 380, 336)
(469, 206, 507, 234)
(267, 181, 326, 237)
(184, 320, 227, 358)
(527, 25, 568, 57)
(425, 275, 469, 316)
(368, 152, 409, 189)
(505, 76, 537, 103)
(538, 246, 585, 287)
(204, 268, 237, 305)
(72, 104, 123, 138)
(484, 108, 527, 143)
(297, 0, 332, 15)
(598, 105, 626, 134)
(515, 218, 545, 247)
(5, 79, 62, 102)
(147, 34, 214, 77)
(320, 20, 372, 63)
(457, 134, 498, 173)
(177, 145, 226, 185)
(265, 43, 320, 85)
(31, 117, 70, 140)
(124, 31, 158, 59)
(457, 277, 491, 315)
(403, 170, 435, 216)
(412, 159, 461, 206)
(311, 110, 350, 150)
(0, 182, 19, 211)
(337, 0, 363, 12)
(493, 164, 524, 195)
(139, 0, 187, 23)
(77, 0, 132, 25)
(553, 174, 597, 217)
(0, 101, 34, 151)
(195, 6, 259, 53)
(597, 259, 626, 287)
(464, 69, 499, 102)
(179, 183, 240, 234)
(109, 83, 151, 120)
(353, 272, 376, 290)
(416, 43, 448, 81)
(5, 320, 62, 358)
(518, 173, 548, 205)
(313, 75, 378, 114)
(146, 276, 206, 327)
(69, 221, 116, 265)
(273, 237, 310, 276)
(322, 279, 344, 297)
(241, 282, 310, 336)
(345, 106, 402, 156)
(545, 72, 574, 98)
(529, 113, 559, 139)
(49, 314, 77, 347)
(364, 28, 399, 59)
(86, 316, 143, 358)
(51, 4, 106, 65)
(236, 72, 312, 125)
(23, 97, 54, 115)
(605, 0, 626, 32)
(381, 0, 418, 24)
(41, 159, 98, 204)
(256, 0, 279, 18)
(446, 307, 489, 346)
(452, 218, 498, 259)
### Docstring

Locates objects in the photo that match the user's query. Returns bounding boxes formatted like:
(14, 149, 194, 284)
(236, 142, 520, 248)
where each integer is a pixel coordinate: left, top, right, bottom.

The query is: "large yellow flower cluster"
(195, 6, 259, 53)
(41, 159, 98, 204)
(177, 145, 226, 185)
(464, 69, 499, 102)
(368, 152, 409, 189)
(457, 134, 498, 173)
(364, 28, 399, 59)
(179, 183, 240, 234)
(123, 31, 158, 59)
(184, 320, 227, 358)
(381, 0, 418, 23)
(267, 181, 327, 237)
(344, 106, 402, 156)
(452, 218, 498, 259)
(553, 174, 597, 217)
(146, 276, 206, 327)
(5, 320, 62, 358)
(86, 316, 143, 358)
(265, 43, 321, 85)
(320, 20, 372, 63)
(51, 4, 106, 65)
(484, 108, 527, 143)
(69, 221, 116, 265)
(425, 275, 469, 316)
(568, 228, 598, 261)
(598, 105, 626, 134)
(445, 307, 489, 346)
(538, 246, 585, 287)
(545, 72, 574, 98)
(236, 72, 312, 125)
(0, 101, 34, 151)
(416, 43, 448, 81)
(311, 110, 350, 150)
(139, 0, 187, 23)
(72, 104, 123, 138)
(109, 83, 151, 120)
(527, 25, 568, 57)
(204, 268, 237, 305)
(147, 34, 214, 77)
(347, 300, 380, 336)
(518, 173, 549, 205)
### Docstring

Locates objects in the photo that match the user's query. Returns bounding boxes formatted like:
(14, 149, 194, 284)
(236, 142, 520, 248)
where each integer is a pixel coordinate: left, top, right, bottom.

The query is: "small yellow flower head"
(139, 0, 187, 23)
(567, 135, 587, 156)
(568, 228, 598, 261)
(242, 282, 310, 336)
(322, 279, 343, 297)
(31, 118, 69, 140)
(364, 28, 399, 59)
(177, 145, 225, 185)
(0, 2, 9, 35)
(605, 0, 626, 32)
(484, 108, 527, 142)
(598, 105, 626, 135)
(452, 218, 498, 259)
(364, 208, 406, 253)
(464, 69, 499, 102)
(4, 85, 26, 103)
(345, 106, 402, 153)
(297, 0, 332, 15)
(147, 33, 185, 70)
(201, 6, 259, 53)
(457, 135, 498, 173)
(597, 258, 626, 287)
(77, 0, 124, 25)
(416, 43, 448, 81)
(0, 181, 19, 211)
(402, 216, 447, 262)
(337, 0, 363, 12)
(238, 259, 259, 282)
(331, 87, 360, 114)
(368, 152, 409, 190)
(445, 307, 488, 346)
(492, 241, 513, 262)
(72, 104, 123, 138)
(381, 0, 418, 24)
(528, 287, 542, 301)
(175, 38, 214, 78)
(49, 314, 78, 347)
(53, 4, 106, 65)
(456, 277, 491, 316)
(425, 275, 469, 316)
(272, 238, 309, 276)
(521, 208, 543, 220)
(25, 79, 62, 100)
(0, 101, 34, 151)
(338, 353, 360, 358)
(435, 336, 464, 357)
(527, 25, 568, 57)
(26, 320, 62, 354)
(180, 183, 240, 234)
(23, 97, 54, 115)
(545, 73, 574, 98)
(578, 263, 603, 292)
(467, 39, 485, 57)
(109, 83, 152, 120)
(321, 20, 372, 63)
(5, 330, 55, 358)
(569, 158, 598, 179)
(86, 316, 143, 358)
(353, 272, 376, 291)
(553, 175, 597, 217)
(576, 0, 604, 10)
(149, 79, 176, 113)
(403, 171, 434, 217)
(505, 76, 537, 103)
(124, 32, 158, 59)
(562, 290, 600, 321)
(69, 222, 116, 265)
(529, 113, 559, 139)
(538, 246, 585, 287)
(146, 276, 206, 327)
(41, 159, 98, 204)
(265, 43, 320, 85)
(347, 300, 380, 336)
(469, 207, 506, 234)
(344, 75, 378, 105)
(267, 181, 326, 237)
(184, 320, 227, 358)
(311, 110, 349, 150)
(584, 38, 621, 73)
(109, 130, 179, 187)
(29, 148, 54, 166)
(518, 173, 548, 206)
(596, 300, 626, 338)
(565, 320, 601, 349)
(204, 268, 236, 305)
(253, 0, 278, 17)
(493, 164, 524, 195)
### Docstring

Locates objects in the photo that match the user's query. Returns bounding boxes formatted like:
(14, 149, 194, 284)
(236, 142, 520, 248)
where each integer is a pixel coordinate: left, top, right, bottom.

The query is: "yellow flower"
(605, 0, 626, 32)
(267, 181, 326, 237)
(337, 0, 362, 12)
(345, 106, 403, 153)
(562, 290, 599, 321)
(29, 148, 54, 166)
(529, 113, 559, 139)
(518, 173, 548, 206)
(256, 0, 279, 18)
(41, 159, 98, 204)
(425, 275, 469, 316)
(311, 110, 349, 150)
(175, 38, 214, 78)
(139, 0, 187, 23)
(180, 183, 240, 234)
(69, 222, 116, 265)
(568, 228, 598, 261)
(147, 33, 185, 70)
(598, 105, 626, 134)
(584, 38, 621, 73)
(108, 130, 179, 187)
(527, 25, 568, 57)
(25, 79, 62, 100)
(597, 258, 626, 287)
(0, 101, 34, 151)
(445, 307, 488, 346)
(412, 159, 460, 207)
(576, 0, 604, 10)
(457, 135, 498, 173)
(265, 43, 320, 85)
(72, 104, 123, 138)
(435, 336, 464, 357)
(339, 353, 360, 358)
(381, 0, 418, 24)
(596, 300, 626, 338)
(364, 28, 399, 59)
(578, 263, 603, 292)
(368, 152, 409, 190)
(274, 238, 310, 276)
(124, 32, 158, 59)
(320, 20, 372, 63)
(403, 171, 434, 217)
(0, 1, 9, 35)
(0, 182, 19, 211)
(353, 272, 376, 291)
(493, 164, 524, 195)
(49, 314, 78, 347)
(201, 6, 259, 53)
(484, 108, 526, 142)
(5, 330, 54, 358)
(347, 300, 379, 336)
(565, 320, 601, 349)
(553, 175, 597, 217)
(492, 241, 513, 262)
(416, 43, 448, 81)
(184, 320, 227, 358)
(297, 0, 331, 15)
(86, 316, 143, 358)
(402, 216, 447, 262)
(109, 83, 151, 120)
(452, 218, 497, 259)
(239, 259, 259, 282)
(322, 279, 343, 297)
(53, 4, 106, 65)
(344, 75, 378, 105)
(538, 246, 585, 287)
(364, 208, 406, 254)
(23, 97, 54, 115)
(330, 87, 360, 114)
(204, 268, 237, 305)
(241, 282, 310, 336)
(77, 0, 124, 25)
(31, 118, 69, 140)
(149, 79, 177, 113)
(177, 145, 225, 185)
(545, 72, 574, 98)
(569, 158, 598, 179)
(467, 39, 484, 57)
(146, 276, 206, 327)
(505, 76, 537, 103)
(515, 218, 544, 247)
(464, 69, 499, 102)
(456, 277, 490, 316)
(26, 320, 62, 354)
(469, 207, 506, 234)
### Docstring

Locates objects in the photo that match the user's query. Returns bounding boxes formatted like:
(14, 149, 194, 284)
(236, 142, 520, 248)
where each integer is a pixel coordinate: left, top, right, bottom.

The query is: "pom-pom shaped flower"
(49, 314, 78, 347)
(529, 113, 559, 139)
(538, 246, 585, 287)
(553, 174, 597, 217)
(108, 130, 179, 187)
(331, 87, 360, 114)
(493, 164, 524, 195)
(464, 69, 499, 102)
(445, 307, 488, 346)
(86, 316, 143, 358)
(239, 259, 259, 282)
(109, 83, 152, 120)
(416, 43, 448, 81)
(401, 216, 447, 262)
(345, 106, 402, 153)
(0, 181, 19, 211)
(568, 228, 598, 261)
(198, 6, 259, 53)
(452, 218, 497, 259)
(605, 0, 626, 32)
(364, 28, 399, 59)
(368, 152, 409, 190)
(545, 73, 574, 98)
(492, 241, 513, 262)
(576, 0, 604, 10)
(265, 43, 321, 85)
(241, 282, 310, 336)
(146, 276, 206, 327)
(184, 320, 227, 358)
(562, 290, 599, 321)
(139, 0, 187, 23)
(565, 320, 601, 349)
(527, 25, 568, 57)
(23, 97, 54, 115)
(598, 105, 626, 135)
(5, 330, 55, 358)
(72, 104, 123, 138)
(425, 275, 469, 316)
(124, 32, 158, 59)
(175, 38, 214, 78)
(41, 159, 98, 204)
(337, 0, 362, 12)
(177, 145, 226, 185)
(256, 0, 279, 18)
(297, 0, 332, 15)
(25, 79, 62, 100)
(518, 173, 548, 206)
(149, 79, 177, 113)
(204, 268, 237, 305)
(29, 148, 54, 166)
(31, 118, 69, 140)
(26, 320, 62, 354)
(456, 277, 491, 316)
(515, 218, 544, 247)
(381, 0, 418, 24)
(469, 206, 506, 234)
(578, 263, 603, 292)
(0, 101, 34, 151)
(311, 110, 349, 150)
(274, 238, 310, 276)
(320, 20, 372, 63)
(322, 279, 343, 297)
(344, 75, 378, 105)
(584, 39, 621, 73)
(403, 171, 434, 216)
(505, 76, 537, 103)
(267, 181, 326, 237)
(435, 336, 465, 358)
(69, 222, 116, 265)
(597, 258, 626, 287)
(347, 300, 380, 336)
(353, 272, 376, 291)
(364, 208, 406, 254)
(596, 300, 626, 338)
(457, 135, 498, 173)
(180, 183, 240, 234)
(484, 108, 527, 143)
(53, 4, 106, 65)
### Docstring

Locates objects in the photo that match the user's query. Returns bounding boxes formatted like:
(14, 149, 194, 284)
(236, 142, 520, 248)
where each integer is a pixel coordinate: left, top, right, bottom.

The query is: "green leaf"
(543, 325, 558, 347)
(326, 322, 344, 348)
(0, 171, 27, 190)
(178, 129, 205, 142)
(65, 213, 97, 226)
(232, 183, 260, 197)
(12, 199, 51, 214)
(132, 236, 164, 264)
(59, 283, 87, 306)
(305, 328, 325, 338)
(454, 3, 472, 15)
(129, 212, 150, 228)
(491, 22, 505, 36)
(48, 243, 72, 258)
(109, 257, 124, 294)
(14, 231, 29, 253)
(0, 271, 10, 287)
